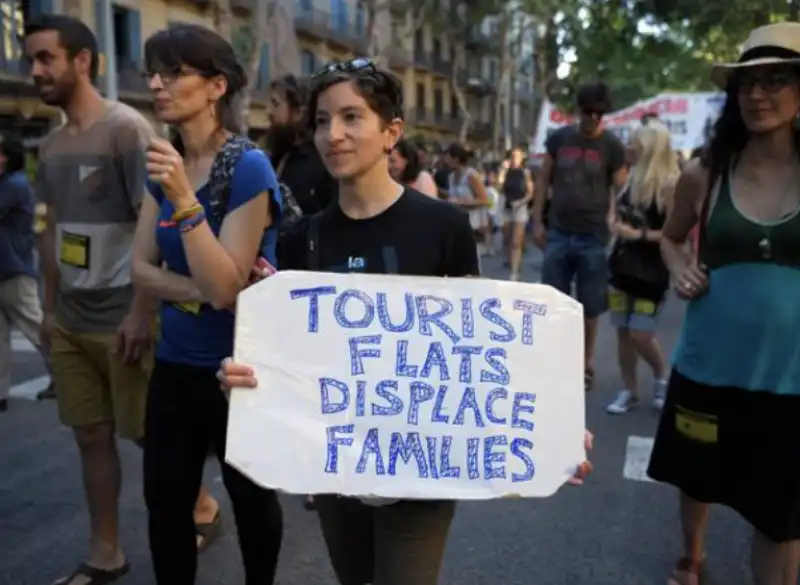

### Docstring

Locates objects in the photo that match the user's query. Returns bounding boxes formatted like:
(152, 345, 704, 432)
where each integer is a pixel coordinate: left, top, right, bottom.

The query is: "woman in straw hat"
(648, 21, 800, 585)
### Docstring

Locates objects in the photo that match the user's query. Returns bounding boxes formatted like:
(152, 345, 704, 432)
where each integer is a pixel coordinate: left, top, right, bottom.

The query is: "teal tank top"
(672, 169, 800, 395)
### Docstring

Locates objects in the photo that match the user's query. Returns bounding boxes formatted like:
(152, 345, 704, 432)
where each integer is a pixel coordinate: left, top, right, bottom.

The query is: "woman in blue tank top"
(647, 23, 800, 585)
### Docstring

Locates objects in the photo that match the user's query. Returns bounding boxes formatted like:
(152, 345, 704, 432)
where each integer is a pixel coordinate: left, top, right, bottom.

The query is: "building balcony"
(468, 121, 492, 141)
(117, 65, 150, 99)
(433, 111, 460, 133)
(385, 46, 414, 69)
(413, 49, 433, 70)
(462, 26, 499, 54)
(0, 55, 37, 96)
(294, 8, 361, 51)
(407, 107, 434, 126)
(432, 55, 453, 77)
(516, 84, 535, 104)
(457, 70, 495, 96)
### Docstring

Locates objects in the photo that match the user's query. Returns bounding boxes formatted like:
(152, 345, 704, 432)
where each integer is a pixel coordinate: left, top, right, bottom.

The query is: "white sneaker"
(652, 379, 667, 410)
(509, 272, 519, 282)
(607, 390, 639, 414)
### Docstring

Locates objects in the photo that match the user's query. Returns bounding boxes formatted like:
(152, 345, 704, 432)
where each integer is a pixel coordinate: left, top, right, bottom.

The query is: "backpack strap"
(381, 247, 399, 274)
(306, 214, 321, 271)
(208, 135, 258, 225)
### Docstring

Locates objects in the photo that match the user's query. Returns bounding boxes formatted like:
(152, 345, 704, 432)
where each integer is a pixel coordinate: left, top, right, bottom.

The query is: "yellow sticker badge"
(675, 406, 718, 444)
(59, 232, 90, 269)
(172, 301, 201, 315)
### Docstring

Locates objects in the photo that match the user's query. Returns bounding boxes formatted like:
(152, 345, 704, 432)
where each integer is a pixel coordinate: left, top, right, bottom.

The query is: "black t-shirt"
(273, 143, 337, 216)
(545, 125, 625, 236)
(277, 188, 480, 277)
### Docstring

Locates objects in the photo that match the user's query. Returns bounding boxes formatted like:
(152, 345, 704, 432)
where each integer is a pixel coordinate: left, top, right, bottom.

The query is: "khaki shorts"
(50, 323, 153, 440)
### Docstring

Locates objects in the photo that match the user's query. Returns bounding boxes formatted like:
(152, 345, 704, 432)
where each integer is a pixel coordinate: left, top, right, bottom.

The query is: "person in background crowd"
(641, 112, 659, 126)
(484, 166, 502, 256)
(417, 142, 431, 171)
(389, 138, 437, 197)
(131, 24, 284, 585)
(432, 151, 452, 199)
(267, 72, 336, 512)
(24, 15, 164, 585)
(0, 132, 52, 413)
(444, 142, 490, 255)
(267, 74, 336, 223)
(648, 22, 800, 585)
(498, 147, 535, 281)
(532, 82, 627, 391)
(606, 121, 677, 415)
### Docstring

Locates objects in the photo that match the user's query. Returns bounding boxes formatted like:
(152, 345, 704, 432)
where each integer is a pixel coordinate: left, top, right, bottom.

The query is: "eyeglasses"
(312, 57, 375, 79)
(141, 67, 193, 85)
(735, 68, 797, 94)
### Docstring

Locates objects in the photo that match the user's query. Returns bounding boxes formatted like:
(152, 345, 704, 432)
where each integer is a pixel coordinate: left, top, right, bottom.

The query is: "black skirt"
(647, 369, 800, 543)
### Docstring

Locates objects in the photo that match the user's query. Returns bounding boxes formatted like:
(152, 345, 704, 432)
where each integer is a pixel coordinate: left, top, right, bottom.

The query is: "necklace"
(734, 164, 800, 260)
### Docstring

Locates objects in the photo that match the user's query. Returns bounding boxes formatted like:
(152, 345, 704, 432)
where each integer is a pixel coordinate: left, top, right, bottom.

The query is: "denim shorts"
(541, 228, 609, 317)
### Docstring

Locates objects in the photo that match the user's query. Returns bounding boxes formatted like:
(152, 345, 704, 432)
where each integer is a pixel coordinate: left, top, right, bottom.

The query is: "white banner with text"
(530, 92, 725, 155)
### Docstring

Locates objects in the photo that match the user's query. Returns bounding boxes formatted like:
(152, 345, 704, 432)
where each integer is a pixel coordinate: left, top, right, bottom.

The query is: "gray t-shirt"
(546, 125, 625, 235)
(36, 101, 154, 333)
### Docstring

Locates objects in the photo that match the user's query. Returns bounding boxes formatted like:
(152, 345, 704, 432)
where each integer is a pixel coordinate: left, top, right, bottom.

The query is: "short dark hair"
(0, 133, 27, 174)
(446, 142, 471, 165)
(576, 82, 612, 113)
(394, 139, 423, 184)
(23, 15, 100, 81)
(309, 62, 404, 129)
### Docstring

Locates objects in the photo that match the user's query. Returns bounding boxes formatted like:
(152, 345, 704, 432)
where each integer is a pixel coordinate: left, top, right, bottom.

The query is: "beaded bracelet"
(179, 209, 206, 233)
(172, 202, 204, 222)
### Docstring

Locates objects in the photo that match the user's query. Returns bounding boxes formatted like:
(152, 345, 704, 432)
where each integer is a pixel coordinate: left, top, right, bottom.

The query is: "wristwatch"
(639, 229, 648, 241)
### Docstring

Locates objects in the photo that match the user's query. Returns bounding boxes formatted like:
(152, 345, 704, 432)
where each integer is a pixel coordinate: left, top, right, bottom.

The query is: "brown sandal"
(668, 556, 704, 585)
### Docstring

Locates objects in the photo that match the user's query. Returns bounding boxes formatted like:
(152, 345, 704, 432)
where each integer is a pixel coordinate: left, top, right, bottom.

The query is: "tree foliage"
(526, 0, 798, 112)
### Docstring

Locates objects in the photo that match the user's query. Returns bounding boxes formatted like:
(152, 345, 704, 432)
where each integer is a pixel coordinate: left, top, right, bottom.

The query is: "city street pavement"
(1, 250, 754, 585)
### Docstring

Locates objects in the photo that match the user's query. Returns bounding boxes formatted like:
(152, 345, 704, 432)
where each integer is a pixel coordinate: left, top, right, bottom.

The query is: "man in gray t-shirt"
(532, 82, 627, 390)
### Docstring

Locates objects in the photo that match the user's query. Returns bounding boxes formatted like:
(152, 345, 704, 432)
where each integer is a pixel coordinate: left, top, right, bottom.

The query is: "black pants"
(143, 359, 283, 585)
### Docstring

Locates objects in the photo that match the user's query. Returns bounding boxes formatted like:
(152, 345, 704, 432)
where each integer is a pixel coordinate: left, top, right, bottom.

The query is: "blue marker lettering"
(290, 286, 337, 332)
(324, 424, 353, 473)
(334, 289, 375, 329)
(319, 377, 349, 414)
(416, 295, 460, 344)
(377, 292, 415, 332)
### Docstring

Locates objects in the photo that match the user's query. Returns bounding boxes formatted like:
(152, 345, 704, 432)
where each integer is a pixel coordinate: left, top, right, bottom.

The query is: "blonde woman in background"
(606, 121, 678, 414)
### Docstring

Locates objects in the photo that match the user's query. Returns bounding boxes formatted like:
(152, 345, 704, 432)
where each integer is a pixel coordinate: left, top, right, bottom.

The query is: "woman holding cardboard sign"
(217, 57, 594, 585)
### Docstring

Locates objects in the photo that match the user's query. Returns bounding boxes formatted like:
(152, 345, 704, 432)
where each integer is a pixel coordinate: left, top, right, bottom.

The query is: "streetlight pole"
(99, 0, 118, 100)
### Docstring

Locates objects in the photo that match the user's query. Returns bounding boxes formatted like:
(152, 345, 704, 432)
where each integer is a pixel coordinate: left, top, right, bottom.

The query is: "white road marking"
(11, 334, 38, 353)
(623, 435, 655, 482)
(8, 375, 50, 400)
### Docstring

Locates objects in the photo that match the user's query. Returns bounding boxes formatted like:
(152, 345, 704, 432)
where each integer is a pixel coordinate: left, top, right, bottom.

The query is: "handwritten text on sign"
(227, 272, 586, 500)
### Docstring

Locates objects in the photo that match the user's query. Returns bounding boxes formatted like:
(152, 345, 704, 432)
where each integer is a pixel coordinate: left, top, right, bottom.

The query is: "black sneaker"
(0, 398, 7, 412)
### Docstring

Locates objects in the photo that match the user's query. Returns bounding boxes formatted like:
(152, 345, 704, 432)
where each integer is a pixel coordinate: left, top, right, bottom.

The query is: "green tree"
(541, 0, 796, 112)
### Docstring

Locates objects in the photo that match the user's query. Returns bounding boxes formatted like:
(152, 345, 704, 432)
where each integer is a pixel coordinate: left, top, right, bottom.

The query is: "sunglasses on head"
(312, 57, 375, 79)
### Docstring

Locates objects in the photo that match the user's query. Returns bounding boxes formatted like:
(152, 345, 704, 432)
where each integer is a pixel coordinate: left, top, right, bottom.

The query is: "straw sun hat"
(711, 21, 800, 89)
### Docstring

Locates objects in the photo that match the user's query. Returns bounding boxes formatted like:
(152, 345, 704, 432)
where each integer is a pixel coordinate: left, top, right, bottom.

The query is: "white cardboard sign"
(226, 271, 586, 500)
